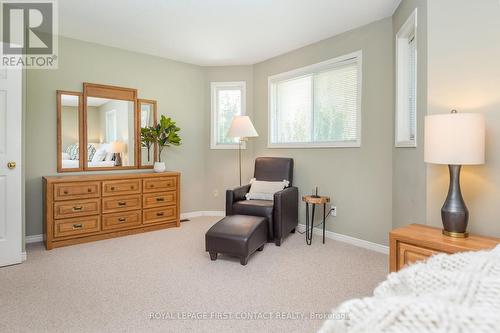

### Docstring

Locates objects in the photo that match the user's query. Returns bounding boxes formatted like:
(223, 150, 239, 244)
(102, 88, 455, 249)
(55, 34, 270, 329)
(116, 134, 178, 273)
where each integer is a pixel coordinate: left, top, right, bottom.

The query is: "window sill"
(210, 144, 247, 150)
(267, 142, 361, 149)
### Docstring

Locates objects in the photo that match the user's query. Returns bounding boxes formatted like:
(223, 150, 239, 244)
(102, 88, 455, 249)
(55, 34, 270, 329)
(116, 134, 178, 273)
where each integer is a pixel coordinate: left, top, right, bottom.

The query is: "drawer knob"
(87, 188, 92, 193)
(110, 186, 115, 190)
(130, 186, 134, 189)
(63, 190, 69, 194)
(156, 197, 165, 202)
(118, 201, 126, 206)
(72, 223, 83, 229)
(118, 218, 126, 223)
(156, 212, 164, 217)
(73, 206, 83, 211)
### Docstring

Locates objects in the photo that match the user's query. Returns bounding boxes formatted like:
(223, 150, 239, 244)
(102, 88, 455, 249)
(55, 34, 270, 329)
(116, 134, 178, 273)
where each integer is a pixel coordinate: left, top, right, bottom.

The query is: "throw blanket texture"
(319, 245, 500, 333)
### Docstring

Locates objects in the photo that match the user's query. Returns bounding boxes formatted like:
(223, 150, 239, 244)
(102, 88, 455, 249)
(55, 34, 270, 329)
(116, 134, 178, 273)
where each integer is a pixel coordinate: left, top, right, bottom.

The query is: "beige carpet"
(0, 216, 388, 333)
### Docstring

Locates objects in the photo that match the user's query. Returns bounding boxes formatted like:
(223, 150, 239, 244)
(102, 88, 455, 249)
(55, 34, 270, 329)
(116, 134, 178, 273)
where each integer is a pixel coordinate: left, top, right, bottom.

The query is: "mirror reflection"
(140, 101, 156, 167)
(86, 97, 135, 168)
(60, 94, 81, 170)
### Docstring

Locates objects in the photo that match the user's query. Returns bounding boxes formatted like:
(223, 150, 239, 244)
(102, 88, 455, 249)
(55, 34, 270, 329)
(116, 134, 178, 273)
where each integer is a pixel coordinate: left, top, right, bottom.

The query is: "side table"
(302, 195, 330, 245)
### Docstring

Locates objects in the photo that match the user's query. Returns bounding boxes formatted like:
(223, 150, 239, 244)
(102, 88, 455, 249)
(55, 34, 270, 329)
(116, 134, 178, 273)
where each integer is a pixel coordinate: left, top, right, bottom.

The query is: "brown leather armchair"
(226, 157, 298, 246)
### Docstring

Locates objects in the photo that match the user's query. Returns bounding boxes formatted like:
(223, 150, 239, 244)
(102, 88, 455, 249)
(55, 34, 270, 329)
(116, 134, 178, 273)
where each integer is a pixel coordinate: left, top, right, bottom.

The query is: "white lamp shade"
(227, 116, 259, 138)
(424, 113, 485, 165)
(108, 141, 126, 153)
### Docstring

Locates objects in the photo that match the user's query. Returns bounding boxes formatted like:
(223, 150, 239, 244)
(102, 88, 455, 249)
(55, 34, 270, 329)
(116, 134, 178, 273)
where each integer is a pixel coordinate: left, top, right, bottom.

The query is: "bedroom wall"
(252, 18, 394, 245)
(25, 36, 207, 236)
(391, 0, 428, 229)
(203, 66, 255, 211)
(60, 106, 79, 150)
(426, 0, 500, 237)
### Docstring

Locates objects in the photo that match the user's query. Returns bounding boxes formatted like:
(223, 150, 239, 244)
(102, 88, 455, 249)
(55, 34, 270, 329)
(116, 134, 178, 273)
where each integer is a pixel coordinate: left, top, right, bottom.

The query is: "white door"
(0, 63, 22, 267)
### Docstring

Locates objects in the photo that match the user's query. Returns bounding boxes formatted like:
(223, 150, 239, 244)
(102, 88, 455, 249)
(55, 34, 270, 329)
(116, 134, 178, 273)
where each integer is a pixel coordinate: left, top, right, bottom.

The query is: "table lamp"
(424, 110, 485, 238)
(227, 116, 258, 186)
(109, 141, 126, 166)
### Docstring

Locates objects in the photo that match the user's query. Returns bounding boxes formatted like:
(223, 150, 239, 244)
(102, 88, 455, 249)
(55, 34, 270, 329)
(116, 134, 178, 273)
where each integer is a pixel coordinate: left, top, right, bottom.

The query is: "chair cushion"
(232, 200, 274, 239)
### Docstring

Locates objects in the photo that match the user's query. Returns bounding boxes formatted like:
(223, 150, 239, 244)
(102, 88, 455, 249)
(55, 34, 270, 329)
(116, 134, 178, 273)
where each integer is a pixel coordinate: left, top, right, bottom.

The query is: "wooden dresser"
(390, 224, 500, 272)
(43, 172, 180, 249)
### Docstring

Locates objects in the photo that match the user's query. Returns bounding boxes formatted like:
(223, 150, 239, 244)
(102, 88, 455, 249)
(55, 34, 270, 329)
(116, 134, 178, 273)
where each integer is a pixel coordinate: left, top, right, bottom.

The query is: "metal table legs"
(305, 203, 326, 245)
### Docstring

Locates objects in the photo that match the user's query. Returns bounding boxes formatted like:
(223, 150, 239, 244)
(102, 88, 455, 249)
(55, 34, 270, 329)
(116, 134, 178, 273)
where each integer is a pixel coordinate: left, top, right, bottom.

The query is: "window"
(268, 51, 362, 148)
(210, 81, 246, 149)
(105, 110, 117, 142)
(395, 9, 417, 147)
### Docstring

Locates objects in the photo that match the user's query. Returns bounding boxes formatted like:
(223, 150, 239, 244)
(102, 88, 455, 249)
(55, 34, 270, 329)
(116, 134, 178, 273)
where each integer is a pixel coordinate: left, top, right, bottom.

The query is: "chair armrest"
(226, 184, 251, 215)
(273, 186, 299, 240)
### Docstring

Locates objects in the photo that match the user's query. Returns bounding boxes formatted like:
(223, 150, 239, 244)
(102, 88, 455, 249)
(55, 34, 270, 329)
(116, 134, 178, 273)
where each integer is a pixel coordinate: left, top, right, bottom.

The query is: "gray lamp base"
(441, 165, 469, 238)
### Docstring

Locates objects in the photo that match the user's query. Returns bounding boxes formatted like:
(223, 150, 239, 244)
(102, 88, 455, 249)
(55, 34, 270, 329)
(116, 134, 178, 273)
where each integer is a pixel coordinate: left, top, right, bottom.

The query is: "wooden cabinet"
(390, 224, 500, 272)
(43, 172, 180, 249)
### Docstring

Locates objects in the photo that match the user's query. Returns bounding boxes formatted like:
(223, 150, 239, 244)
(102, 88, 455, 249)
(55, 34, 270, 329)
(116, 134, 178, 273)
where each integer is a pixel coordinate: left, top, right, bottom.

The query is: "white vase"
(154, 162, 166, 173)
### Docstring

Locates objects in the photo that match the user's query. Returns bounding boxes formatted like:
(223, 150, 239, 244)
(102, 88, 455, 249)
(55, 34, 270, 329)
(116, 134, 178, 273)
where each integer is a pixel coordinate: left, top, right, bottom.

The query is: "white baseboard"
(180, 211, 225, 219)
(26, 234, 43, 244)
(296, 224, 389, 255)
(21, 251, 27, 261)
(24, 211, 225, 246)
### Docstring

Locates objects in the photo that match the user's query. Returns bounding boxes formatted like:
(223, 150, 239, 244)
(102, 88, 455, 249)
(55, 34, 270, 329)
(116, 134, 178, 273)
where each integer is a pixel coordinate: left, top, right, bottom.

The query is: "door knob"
(7, 162, 16, 169)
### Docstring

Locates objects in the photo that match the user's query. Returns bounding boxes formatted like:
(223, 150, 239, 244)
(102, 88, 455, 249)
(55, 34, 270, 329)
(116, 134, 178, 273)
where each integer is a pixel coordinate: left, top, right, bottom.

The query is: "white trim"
(180, 211, 225, 219)
(26, 234, 44, 244)
(267, 50, 362, 149)
(22, 252, 27, 262)
(23, 212, 226, 246)
(395, 9, 418, 148)
(210, 81, 247, 150)
(296, 224, 389, 255)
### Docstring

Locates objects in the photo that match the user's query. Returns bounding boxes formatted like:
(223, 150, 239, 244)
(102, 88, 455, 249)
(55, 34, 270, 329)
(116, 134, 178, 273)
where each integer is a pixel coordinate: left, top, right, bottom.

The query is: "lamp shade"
(424, 112, 485, 165)
(108, 141, 125, 153)
(227, 116, 258, 138)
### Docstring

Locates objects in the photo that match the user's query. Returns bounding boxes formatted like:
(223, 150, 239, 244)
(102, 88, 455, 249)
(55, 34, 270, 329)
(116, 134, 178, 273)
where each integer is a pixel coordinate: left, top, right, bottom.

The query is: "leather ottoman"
(205, 215, 267, 265)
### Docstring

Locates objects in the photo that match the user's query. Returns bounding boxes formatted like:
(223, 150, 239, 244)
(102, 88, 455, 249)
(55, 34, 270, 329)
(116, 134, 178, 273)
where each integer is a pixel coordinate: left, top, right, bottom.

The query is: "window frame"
(395, 9, 418, 148)
(267, 51, 362, 149)
(210, 81, 246, 150)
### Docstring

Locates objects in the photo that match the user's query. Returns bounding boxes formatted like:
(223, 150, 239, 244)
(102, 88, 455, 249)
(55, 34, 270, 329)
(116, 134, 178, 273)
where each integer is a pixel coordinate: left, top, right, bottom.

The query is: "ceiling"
(59, 0, 401, 66)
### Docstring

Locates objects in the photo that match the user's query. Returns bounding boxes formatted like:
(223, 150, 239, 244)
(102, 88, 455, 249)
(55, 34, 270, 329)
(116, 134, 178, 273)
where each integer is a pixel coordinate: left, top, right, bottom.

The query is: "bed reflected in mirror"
(85, 97, 135, 168)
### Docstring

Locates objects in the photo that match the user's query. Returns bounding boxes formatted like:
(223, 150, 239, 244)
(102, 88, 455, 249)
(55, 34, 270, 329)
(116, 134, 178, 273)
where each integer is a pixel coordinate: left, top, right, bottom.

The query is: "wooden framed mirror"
(57, 83, 159, 172)
(138, 99, 157, 168)
(57, 91, 84, 173)
(83, 83, 138, 171)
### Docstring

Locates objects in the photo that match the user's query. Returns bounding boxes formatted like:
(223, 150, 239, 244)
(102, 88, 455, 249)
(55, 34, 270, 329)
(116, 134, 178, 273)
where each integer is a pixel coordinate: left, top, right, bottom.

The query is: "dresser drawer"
(397, 242, 440, 270)
(102, 195, 141, 213)
(143, 206, 177, 225)
(102, 210, 142, 231)
(143, 191, 176, 209)
(143, 177, 176, 193)
(53, 182, 100, 201)
(54, 216, 101, 238)
(54, 199, 100, 219)
(102, 179, 141, 197)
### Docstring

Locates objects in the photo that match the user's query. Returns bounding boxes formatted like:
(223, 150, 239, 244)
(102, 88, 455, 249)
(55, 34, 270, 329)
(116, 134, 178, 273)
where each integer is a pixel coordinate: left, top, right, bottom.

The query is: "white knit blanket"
(319, 245, 500, 333)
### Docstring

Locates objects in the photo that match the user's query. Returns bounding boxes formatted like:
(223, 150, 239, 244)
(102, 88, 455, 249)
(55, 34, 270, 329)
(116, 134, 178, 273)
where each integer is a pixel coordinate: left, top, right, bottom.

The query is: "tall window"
(210, 81, 246, 149)
(395, 9, 417, 147)
(269, 51, 362, 148)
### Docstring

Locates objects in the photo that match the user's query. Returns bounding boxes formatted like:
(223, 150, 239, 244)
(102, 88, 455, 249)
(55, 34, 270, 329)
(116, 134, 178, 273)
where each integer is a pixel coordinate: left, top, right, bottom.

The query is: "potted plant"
(150, 115, 181, 172)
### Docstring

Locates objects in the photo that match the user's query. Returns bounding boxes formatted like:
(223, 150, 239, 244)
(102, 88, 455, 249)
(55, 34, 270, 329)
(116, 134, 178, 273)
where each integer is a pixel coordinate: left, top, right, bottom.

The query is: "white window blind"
(269, 52, 362, 148)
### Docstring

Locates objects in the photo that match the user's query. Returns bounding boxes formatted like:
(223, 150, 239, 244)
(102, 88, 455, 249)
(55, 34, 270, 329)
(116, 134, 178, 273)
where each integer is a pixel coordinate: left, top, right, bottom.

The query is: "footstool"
(205, 215, 268, 265)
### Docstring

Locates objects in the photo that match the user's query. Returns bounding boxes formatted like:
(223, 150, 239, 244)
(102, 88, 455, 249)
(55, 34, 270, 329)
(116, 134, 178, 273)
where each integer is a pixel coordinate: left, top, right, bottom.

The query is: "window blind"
(408, 36, 417, 141)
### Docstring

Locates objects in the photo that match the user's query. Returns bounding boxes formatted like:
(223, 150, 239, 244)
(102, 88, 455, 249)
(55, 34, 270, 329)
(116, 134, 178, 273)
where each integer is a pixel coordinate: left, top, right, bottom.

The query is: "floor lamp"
(227, 116, 259, 186)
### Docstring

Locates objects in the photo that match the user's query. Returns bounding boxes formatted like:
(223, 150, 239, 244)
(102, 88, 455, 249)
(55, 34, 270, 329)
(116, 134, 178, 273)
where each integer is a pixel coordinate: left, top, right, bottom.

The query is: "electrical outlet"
(330, 206, 337, 217)
(213, 189, 219, 197)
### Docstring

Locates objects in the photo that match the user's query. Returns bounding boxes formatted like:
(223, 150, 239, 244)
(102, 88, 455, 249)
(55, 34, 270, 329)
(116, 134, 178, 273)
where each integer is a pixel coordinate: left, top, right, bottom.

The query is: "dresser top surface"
(391, 224, 500, 252)
(43, 171, 180, 182)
